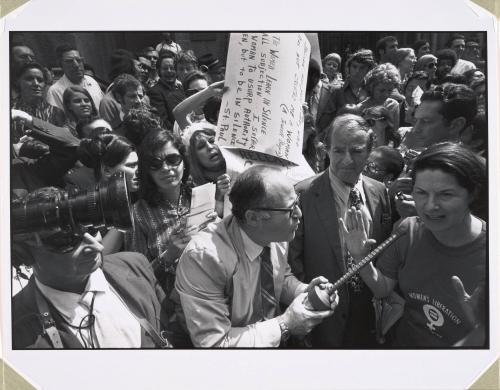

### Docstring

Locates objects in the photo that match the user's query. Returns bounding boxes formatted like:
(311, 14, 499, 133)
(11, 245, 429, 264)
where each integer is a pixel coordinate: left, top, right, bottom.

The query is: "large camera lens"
(12, 172, 133, 235)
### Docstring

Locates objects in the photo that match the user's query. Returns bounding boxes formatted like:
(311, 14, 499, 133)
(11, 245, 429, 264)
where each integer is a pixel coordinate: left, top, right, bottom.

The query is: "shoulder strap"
(136, 317, 172, 348)
(34, 287, 64, 349)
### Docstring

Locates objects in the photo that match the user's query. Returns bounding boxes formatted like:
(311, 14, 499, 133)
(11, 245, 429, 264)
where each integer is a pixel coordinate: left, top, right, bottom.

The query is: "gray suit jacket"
(288, 170, 392, 347)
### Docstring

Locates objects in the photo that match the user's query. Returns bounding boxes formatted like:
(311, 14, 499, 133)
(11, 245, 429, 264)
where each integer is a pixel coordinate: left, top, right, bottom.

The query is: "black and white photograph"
(2, 0, 498, 389)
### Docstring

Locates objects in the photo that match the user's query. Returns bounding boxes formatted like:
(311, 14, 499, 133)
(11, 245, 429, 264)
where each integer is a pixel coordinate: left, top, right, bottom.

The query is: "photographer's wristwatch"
(278, 318, 291, 342)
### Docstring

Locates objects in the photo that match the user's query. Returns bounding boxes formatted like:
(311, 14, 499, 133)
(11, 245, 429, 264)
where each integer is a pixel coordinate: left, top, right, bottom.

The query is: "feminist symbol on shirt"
(423, 304, 444, 332)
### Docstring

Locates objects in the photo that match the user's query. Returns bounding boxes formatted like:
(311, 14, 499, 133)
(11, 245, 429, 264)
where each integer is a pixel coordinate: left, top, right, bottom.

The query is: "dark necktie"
(260, 246, 278, 320)
(346, 187, 364, 293)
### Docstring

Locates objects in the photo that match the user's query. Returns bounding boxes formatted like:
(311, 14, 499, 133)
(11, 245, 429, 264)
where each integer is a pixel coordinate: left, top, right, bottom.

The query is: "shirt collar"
(36, 268, 109, 300)
(329, 168, 366, 204)
(239, 226, 264, 262)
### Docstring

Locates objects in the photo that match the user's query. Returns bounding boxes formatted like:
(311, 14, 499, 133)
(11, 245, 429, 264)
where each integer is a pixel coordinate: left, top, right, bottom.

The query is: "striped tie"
(260, 246, 278, 320)
(346, 187, 364, 293)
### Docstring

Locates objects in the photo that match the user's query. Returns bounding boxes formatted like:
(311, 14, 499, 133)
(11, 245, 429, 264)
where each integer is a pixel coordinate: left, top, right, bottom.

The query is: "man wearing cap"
(176, 166, 338, 348)
(12, 189, 170, 349)
(198, 53, 226, 84)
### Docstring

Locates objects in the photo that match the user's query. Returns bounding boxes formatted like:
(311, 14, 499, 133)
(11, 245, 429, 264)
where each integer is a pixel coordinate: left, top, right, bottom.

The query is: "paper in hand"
(187, 182, 216, 231)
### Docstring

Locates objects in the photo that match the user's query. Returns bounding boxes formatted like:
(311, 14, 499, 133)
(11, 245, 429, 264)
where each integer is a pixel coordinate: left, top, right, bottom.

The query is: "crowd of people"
(10, 32, 487, 349)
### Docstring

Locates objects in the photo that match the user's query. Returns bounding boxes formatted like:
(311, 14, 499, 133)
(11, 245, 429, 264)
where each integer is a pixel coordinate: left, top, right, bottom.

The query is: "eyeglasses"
(426, 62, 437, 69)
(185, 88, 205, 97)
(364, 161, 386, 174)
(253, 194, 301, 218)
(149, 154, 183, 170)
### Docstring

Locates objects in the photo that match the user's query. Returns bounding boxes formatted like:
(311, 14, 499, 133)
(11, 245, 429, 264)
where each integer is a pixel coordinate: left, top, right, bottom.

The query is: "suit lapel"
(362, 176, 380, 221)
(313, 171, 346, 273)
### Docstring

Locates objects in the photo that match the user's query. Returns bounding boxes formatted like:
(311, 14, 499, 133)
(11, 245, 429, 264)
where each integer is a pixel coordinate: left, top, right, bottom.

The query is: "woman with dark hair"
(70, 133, 139, 255)
(343, 142, 486, 347)
(77, 132, 138, 192)
(12, 62, 66, 144)
(129, 128, 208, 347)
(62, 85, 98, 135)
(129, 128, 193, 293)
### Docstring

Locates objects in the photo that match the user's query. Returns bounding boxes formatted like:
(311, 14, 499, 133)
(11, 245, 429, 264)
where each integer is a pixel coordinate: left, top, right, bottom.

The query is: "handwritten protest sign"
(216, 33, 311, 165)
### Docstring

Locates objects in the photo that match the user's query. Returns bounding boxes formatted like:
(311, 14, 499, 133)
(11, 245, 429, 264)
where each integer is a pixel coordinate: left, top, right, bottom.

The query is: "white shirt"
(35, 269, 141, 348)
(46, 74, 104, 113)
(451, 58, 476, 75)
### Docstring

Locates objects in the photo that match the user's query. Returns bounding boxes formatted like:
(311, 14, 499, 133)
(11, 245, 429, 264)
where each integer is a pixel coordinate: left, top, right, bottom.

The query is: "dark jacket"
(146, 80, 185, 128)
(12, 252, 169, 349)
(12, 117, 80, 197)
(288, 171, 392, 348)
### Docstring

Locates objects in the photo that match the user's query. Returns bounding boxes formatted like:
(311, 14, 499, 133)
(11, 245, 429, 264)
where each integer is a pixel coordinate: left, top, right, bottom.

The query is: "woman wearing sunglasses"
(130, 128, 211, 347)
(172, 71, 225, 136)
(414, 54, 438, 83)
(129, 128, 194, 294)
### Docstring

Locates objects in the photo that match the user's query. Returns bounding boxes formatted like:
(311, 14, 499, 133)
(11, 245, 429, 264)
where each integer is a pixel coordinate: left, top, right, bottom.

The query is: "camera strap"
(34, 287, 63, 348)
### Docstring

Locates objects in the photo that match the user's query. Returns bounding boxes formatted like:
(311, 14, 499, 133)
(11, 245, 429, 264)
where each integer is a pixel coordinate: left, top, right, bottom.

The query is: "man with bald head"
(289, 114, 392, 348)
(176, 165, 338, 347)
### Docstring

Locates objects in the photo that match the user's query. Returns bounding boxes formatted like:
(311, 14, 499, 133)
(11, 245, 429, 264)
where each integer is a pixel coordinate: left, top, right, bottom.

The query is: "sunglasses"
(253, 194, 301, 218)
(426, 62, 437, 69)
(185, 88, 204, 98)
(41, 226, 100, 253)
(364, 161, 386, 174)
(149, 154, 183, 170)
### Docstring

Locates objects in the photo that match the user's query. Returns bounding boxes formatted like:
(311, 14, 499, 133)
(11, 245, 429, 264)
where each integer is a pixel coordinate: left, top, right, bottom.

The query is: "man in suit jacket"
(289, 114, 393, 348)
(12, 201, 170, 349)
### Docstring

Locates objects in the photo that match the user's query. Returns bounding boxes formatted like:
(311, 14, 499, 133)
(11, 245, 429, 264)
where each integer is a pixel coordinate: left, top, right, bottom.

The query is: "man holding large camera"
(12, 183, 170, 349)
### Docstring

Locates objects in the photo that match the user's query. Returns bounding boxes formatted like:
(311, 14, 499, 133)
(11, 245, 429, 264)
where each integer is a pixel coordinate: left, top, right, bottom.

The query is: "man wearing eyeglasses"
(175, 165, 338, 347)
(12, 189, 170, 349)
(288, 114, 393, 348)
(46, 44, 103, 112)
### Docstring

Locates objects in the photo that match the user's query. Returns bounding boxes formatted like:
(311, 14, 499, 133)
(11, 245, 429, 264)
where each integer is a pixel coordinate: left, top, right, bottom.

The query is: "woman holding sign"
(341, 142, 486, 347)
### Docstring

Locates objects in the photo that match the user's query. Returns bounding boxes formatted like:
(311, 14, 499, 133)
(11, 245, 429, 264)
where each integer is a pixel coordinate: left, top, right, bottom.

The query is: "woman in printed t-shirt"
(341, 142, 486, 347)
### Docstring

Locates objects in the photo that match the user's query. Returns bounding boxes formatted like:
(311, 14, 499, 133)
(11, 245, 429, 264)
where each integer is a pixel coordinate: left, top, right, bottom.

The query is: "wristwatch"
(278, 318, 291, 342)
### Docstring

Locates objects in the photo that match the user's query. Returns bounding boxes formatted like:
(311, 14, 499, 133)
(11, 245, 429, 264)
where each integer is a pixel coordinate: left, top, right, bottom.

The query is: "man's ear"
(449, 117, 467, 140)
(244, 209, 266, 227)
(383, 174, 395, 188)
